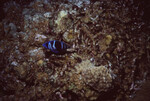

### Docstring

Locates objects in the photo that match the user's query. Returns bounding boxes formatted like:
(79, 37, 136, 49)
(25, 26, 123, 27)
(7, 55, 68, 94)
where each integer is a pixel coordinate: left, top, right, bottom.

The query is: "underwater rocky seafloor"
(0, 0, 150, 101)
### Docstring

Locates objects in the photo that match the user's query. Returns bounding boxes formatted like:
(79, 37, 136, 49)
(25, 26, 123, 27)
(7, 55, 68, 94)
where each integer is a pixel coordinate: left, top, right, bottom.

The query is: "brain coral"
(74, 59, 113, 92)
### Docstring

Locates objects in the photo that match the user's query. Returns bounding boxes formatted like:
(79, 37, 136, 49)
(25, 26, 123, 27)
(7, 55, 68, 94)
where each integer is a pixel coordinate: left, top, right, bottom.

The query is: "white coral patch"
(55, 10, 68, 25)
(28, 47, 45, 59)
(34, 34, 47, 42)
(44, 12, 52, 18)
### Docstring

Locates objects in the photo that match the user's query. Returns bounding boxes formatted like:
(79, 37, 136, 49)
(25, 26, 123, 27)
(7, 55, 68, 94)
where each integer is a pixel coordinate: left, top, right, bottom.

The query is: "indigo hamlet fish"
(43, 40, 74, 55)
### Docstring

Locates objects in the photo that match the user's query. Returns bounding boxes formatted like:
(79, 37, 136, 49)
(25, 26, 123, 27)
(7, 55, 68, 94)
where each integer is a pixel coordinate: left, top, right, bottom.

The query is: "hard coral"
(75, 59, 112, 92)
(66, 59, 113, 100)
(63, 30, 78, 43)
(55, 10, 73, 33)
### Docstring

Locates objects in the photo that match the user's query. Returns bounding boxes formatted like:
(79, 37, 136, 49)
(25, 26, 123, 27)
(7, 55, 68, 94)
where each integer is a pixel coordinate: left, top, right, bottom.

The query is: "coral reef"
(78, 60, 112, 92)
(0, 0, 150, 101)
(68, 59, 112, 100)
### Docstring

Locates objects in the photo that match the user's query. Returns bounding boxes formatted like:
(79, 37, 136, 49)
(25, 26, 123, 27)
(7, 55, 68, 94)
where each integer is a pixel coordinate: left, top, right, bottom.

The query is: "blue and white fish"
(43, 40, 69, 54)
